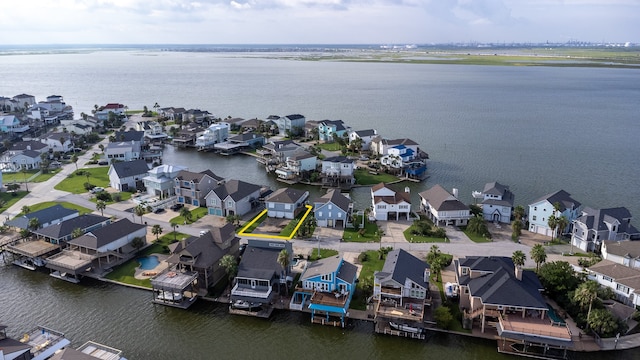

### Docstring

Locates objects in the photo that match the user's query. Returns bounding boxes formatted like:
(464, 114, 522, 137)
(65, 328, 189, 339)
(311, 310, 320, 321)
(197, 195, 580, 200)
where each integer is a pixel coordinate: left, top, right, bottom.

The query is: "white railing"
(231, 284, 272, 299)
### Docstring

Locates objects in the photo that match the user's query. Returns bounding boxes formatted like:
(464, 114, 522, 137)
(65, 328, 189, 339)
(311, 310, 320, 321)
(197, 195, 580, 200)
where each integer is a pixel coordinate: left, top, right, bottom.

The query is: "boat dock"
(374, 321, 428, 340)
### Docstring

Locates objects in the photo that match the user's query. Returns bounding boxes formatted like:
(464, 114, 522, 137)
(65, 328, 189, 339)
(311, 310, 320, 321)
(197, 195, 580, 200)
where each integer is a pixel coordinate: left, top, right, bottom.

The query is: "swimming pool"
(138, 255, 160, 270)
(547, 303, 566, 325)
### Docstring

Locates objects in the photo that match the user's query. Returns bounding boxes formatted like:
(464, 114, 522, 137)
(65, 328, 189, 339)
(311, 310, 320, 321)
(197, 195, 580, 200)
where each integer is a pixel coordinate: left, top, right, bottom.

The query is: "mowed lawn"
(18, 201, 93, 216)
(54, 167, 110, 194)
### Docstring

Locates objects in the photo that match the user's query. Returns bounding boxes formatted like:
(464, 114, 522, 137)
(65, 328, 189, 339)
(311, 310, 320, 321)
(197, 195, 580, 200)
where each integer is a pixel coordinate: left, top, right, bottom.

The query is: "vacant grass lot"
(316, 142, 342, 151)
(54, 167, 110, 194)
(170, 207, 208, 225)
(354, 168, 398, 185)
(351, 250, 386, 310)
(343, 216, 379, 243)
(18, 201, 92, 216)
(460, 226, 493, 243)
(0, 191, 28, 213)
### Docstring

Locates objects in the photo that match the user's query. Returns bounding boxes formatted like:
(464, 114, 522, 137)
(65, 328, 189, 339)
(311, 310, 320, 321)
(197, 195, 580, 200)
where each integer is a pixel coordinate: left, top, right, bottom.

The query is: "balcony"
(232, 284, 273, 300)
(310, 290, 349, 308)
(498, 313, 572, 342)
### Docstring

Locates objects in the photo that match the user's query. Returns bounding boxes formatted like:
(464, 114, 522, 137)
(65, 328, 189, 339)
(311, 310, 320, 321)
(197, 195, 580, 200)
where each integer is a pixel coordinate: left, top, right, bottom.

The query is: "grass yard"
(353, 168, 398, 185)
(316, 142, 342, 151)
(403, 226, 448, 243)
(104, 232, 186, 287)
(460, 226, 494, 243)
(2, 170, 38, 183)
(170, 206, 208, 225)
(343, 216, 380, 243)
(17, 201, 92, 216)
(54, 167, 110, 194)
(0, 191, 28, 213)
(31, 169, 62, 182)
(307, 248, 338, 261)
(242, 211, 267, 233)
(279, 211, 307, 237)
(350, 250, 386, 310)
(434, 278, 470, 333)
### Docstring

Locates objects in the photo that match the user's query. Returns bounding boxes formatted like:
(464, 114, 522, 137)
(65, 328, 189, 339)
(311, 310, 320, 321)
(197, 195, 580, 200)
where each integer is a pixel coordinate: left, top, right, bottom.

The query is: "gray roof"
(419, 184, 468, 211)
(576, 207, 638, 235)
(589, 260, 640, 293)
(176, 169, 224, 183)
(68, 218, 144, 249)
(265, 187, 308, 204)
(237, 245, 282, 280)
(604, 240, 640, 259)
(314, 189, 352, 213)
(167, 223, 238, 269)
(375, 249, 429, 289)
(285, 114, 305, 120)
(6, 204, 78, 229)
(531, 189, 581, 210)
(19, 149, 41, 159)
(229, 132, 263, 142)
(355, 129, 376, 137)
(114, 130, 144, 142)
(320, 119, 346, 131)
(209, 179, 262, 202)
(10, 140, 47, 151)
(337, 260, 358, 283)
(111, 159, 149, 178)
(323, 156, 353, 164)
(301, 255, 342, 281)
(482, 181, 515, 207)
(34, 214, 110, 239)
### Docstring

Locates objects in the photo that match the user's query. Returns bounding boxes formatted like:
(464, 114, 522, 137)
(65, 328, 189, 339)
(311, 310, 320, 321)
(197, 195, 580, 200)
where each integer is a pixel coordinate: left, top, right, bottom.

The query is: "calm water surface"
(1, 50, 639, 359)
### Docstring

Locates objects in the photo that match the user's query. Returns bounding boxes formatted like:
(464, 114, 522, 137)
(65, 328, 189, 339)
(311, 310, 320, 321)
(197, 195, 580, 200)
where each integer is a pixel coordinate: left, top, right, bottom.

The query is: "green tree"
(28, 217, 40, 231)
(434, 306, 454, 330)
(278, 249, 291, 295)
(151, 224, 163, 241)
(467, 215, 490, 238)
(513, 205, 525, 222)
(219, 254, 238, 285)
(179, 206, 192, 224)
(556, 215, 569, 239)
(512, 250, 526, 268)
(574, 280, 599, 324)
(588, 308, 622, 337)
(469, 204, 482, 217)
(71, 154, 79, 170)
(530, 244, 547, 272)
(21, 205, 31, 215)
(547, 214, 558, 241)
(430, 257, 443, 282)
(511, 219, 522, 241)
(538, 261, 580, 304)
(71, 228, 84, 239)
(96, 200, 106, 216)
(130, 236, 145, 250)
(226, 214, 241, 227)
(134, 205, 146, 224)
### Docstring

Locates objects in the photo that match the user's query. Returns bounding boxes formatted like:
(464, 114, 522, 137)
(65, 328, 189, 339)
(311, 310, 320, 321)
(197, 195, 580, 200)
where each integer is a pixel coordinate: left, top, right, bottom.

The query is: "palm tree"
(430, 257, 443, 282)
(96, 200, 106, 216)
(513, 205, 525, 223)
(574, 280, 599, 324)
(171, 223, 179, 242)
(511, 219, 523, 241)
(278, 249, 291, 295)
(556, 215, 569, 240)
(71, 227, 84, 239)
(530, 244, 547, 272)
(151, 224, 163, 241)
(71, 154, 79, 170)
(219, 254, 238, 286)
(547, 214, 558, 241)
(21, 205, 31, 215)
(511, 250, 526, 268)
(134, 205, 146, 224)
(179, 206, 191, 224)
(28, 217, 40, 231)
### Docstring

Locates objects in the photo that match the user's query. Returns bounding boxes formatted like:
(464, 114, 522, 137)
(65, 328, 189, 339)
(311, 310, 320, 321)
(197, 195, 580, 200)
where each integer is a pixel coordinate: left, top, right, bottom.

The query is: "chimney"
(515, 265, 523, 281)
(405, 186, 410, 194)
(453, 188, 459, 198)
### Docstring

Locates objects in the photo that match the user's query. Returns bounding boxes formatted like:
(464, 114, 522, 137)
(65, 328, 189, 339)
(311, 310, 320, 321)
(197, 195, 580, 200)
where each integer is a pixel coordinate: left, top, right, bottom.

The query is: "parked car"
(98, 160, 109, 165)
(90, 187, 105, 194)
(170, 203, 184, 211)
(154, 208, 165, 214)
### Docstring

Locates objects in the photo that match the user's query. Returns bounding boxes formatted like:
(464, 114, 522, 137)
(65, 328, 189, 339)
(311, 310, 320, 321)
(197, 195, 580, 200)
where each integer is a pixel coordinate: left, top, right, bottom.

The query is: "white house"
(95, 103, 126, 121)
(265, 188, 309, 219)
(41, 132, 73, 153)
(528, 190, 581, 237)
(480, 181, 515, 224)
(587, 260, 640, 307)
(370, 137, 419, 157)
(274, 114, 305, 137)
(143, 164, 188, 199)
(321, 156, 355, 187)
(108, 159, 150, 192)
(419, 184, 471, 227)
(195, 123, 229, 150)
(275, 152, 317, 180)
(136, 120, 167, 141)
(348, 129, 377, 151)
(571, 207, 639, 253)
(602, 240, 640, 269)
(371, 183, 411, 221)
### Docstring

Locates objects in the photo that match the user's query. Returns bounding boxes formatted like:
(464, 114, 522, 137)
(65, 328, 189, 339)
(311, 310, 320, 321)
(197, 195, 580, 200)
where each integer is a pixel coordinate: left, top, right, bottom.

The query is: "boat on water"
(389, 322, 424, 334)
(232, 300, 261, 310)
(50, 270, 81, 284)
(13, 257, 46, 270)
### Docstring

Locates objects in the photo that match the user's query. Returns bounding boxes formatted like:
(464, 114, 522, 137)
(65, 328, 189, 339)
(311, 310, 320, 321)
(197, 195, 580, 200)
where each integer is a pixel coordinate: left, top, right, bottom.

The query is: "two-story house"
(374, 249, 431, 331)
(371, 183, 411, 221)
(34, 214, 111, 246)
(105, 130, 145, 163)
(318, 120, 349, 142)
(265, 187, 309, 219)
(136, 120, 168, 141)
(1, 140, 49, 171)
(480, 182, 515, 224)
(455, 256, 572, 348)
(274, 114, 305, 137)
(290, 255, 357, 327)
(95, 103, 126, 121)
(528, 190, 581, 237)
(175, 170, 225, 207)
(195, 123, 230, 150)
(6, 204, 79, 230)
(370, 137, 419, 157)
(205, 179, 263, 217)
(587, 260, 640, 307)
(419, 184, 471, 227)
(231, 239, 293, 308)
(275, 152, 317, 180)
(320, 156, 355, 187)
(143, 164, 188, 199)
(348, 129, 377, 151)
(159, 107, 187, 121)
(602, 240, 640, 269)
(314, 189, 353, 228)
(108, 159, 150, 192)
(571, 207, 639, 253)
(0, 114, 29, 134)
(41, 132, 73, 153)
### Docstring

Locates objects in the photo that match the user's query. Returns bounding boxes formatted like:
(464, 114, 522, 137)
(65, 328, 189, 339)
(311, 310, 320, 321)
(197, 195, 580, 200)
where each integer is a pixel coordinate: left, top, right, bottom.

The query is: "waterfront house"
(12, 93, 37, 109)
(8, 149, 42, 170)
(175, 169, 224, 207)
(6, 204, 79, 230)
(159, 106, 187, 121)
(273, 114, 305, 137)
(602, 240, 640, 269)
(348, 129, 377, 151)
(221, 117, 247, 130)
(205, 179, 263, 217)
(195, 123, 229, 150)
(184, 109, 214, 124)
(320, 156, 355, 188)
(41, 132, 73, 153)
(379, 145, 427, 179)
(135, 120, 168, 141)
(571, 207, 639, 253)
(528, 190, 581, 237)
(371, 183, 411, 221)
(318, 120, 349, 142)
(313, 189, 353, 228)
(264, 187, 309, 219)
(105, 130, 144, 163)
(290, 255, 357, 327)
(49, 341, 126, 360)
(240, 118, 265, 132)
(46, 218, 146, 282)
(231, 239, 293, 307)
(214, 132, 265, 154)
(143, 164, 188, 199)
(455, 256, 572, 348)
(370, 137, 419, 157)
(33, 214, 111, 246)
(419, 185, 471, 227)
(586, 260, 640, 307)
(480, 181, 515, 224)
(374, 249, 431, 331)
(0, 114, 29, 134)
(61, 121, 93, 135)
(166, 223, 240, 290)
(0, 324, 71, 360)
(275, 152, 317, 180)
(95, 103, 126, 121)
(172, 125, 205, 148)
(108, 159, 150, 192)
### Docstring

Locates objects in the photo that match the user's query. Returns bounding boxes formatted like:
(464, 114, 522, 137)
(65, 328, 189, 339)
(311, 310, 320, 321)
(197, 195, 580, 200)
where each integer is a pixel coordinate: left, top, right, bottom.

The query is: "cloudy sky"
(1, 0, 637, 44)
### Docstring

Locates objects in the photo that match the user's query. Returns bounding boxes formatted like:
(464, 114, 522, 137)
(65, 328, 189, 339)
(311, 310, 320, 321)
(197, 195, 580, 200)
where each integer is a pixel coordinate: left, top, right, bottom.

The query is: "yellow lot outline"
(237, 205, 313, 241)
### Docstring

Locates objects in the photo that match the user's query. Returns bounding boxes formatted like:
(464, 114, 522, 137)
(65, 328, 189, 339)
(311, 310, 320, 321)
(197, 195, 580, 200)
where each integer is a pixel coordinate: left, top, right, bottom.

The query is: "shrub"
(96, 192, 112, 202)
(112, 193, 122, 202)
(434, 306, 454, 329)
(358, 252, 369, 263)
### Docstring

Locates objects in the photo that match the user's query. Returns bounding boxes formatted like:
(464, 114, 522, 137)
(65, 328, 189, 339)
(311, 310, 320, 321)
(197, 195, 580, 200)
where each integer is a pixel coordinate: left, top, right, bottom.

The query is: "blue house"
(290, 255, 358, 327)
(318, 120, 348, 142)
(314, 189, 353, 228)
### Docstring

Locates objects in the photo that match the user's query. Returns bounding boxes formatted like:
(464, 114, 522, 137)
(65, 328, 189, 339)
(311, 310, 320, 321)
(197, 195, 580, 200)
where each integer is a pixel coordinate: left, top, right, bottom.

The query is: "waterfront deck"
(499, 314, 572, 341)
(5, 239, 59, 258)
(23, 326, 71, 360)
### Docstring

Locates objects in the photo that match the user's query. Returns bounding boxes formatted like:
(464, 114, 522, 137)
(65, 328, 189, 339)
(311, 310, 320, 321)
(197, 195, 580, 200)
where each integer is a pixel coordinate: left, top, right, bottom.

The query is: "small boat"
(389, 322, 424, 334)
(445, 282, 459, 299)
(13, 258, 37, 271)
(232, 300, 261, 310)
(50, 271, 81, 283)
(157, 291, 183, 301)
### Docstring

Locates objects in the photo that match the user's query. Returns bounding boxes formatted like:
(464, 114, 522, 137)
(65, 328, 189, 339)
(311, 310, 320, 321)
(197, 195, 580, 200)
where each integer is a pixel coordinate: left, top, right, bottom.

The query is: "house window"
(328, 204, 333, 210)
(285, 204, 292, 210)
(378, 205, 386, 209)
(461, 268, 468, 275)
(321, 273, 333, 282)
(617, 284, 630, 294)
(338, 213, 342, 218)
(532, 216, 537, 221)
(269, 203, 274, 208)
(211, 199, 217, 205)
(534, 207, 537, 211)
(318, 211, 323, 217)
(602, 276, 613, 282)
(227, 200, 233, 208)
